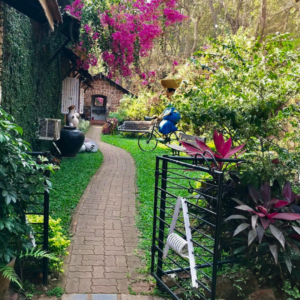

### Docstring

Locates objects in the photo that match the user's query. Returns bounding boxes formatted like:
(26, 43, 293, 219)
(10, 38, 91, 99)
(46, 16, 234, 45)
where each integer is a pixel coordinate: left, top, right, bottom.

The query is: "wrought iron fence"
(151, 155, 242, 300)
(26, 151, 51, 285)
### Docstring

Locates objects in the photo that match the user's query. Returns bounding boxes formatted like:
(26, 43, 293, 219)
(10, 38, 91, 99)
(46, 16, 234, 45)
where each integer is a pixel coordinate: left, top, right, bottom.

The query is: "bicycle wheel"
(138, 132, 158, 151)
(167, 132, 180, 146)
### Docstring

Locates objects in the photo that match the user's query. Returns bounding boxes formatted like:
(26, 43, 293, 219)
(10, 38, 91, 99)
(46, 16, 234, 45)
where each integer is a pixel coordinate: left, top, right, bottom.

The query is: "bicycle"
(138, 115, 184, 151)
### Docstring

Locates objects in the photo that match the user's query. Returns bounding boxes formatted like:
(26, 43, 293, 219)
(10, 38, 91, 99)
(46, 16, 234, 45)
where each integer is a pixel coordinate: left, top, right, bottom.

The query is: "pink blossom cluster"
(66, 0, 187, 77)
(76, 53, 98, 70)
(65, 0, 84, 19)
(140, 70, 156, 85)
(96, 97, 104, 104)
(100, 0, 187, 77)
(164, 8, 187, 26)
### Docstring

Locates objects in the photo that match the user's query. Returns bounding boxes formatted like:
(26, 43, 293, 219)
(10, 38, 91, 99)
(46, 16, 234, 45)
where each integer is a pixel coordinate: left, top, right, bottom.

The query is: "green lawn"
(101, 134, 170, 269)
(49, 152, 103, 234)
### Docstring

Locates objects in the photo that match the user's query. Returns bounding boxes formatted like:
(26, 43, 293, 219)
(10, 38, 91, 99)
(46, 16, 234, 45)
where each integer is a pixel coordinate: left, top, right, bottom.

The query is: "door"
(91, 95, 107, 121)
(61, 77, 79, 114)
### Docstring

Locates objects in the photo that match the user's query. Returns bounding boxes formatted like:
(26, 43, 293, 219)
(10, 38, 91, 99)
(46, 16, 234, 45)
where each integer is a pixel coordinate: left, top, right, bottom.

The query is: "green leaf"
(233, 223, 250, 236)
(269, 225, 285, 249)
(233, 246, 247, 255)
(284, 253, 293, 273)
(269, 244, 279, 264)
(248, 229, 257, 246)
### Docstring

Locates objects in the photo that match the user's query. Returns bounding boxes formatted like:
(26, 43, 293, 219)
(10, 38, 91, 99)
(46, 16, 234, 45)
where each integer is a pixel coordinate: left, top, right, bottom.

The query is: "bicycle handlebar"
(144, 116, 158, 121)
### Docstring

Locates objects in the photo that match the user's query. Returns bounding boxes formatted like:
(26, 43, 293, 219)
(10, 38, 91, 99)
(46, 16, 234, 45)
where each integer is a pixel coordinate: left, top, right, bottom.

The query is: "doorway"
(91, 95, 107, 121)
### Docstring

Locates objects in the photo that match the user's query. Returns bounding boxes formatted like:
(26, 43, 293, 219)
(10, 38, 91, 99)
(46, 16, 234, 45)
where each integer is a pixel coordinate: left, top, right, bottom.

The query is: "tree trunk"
(208, 0, 218, 38)
(283, 9, 290, 32)
(256, 0, 267, 42)
(191, 15, 201, 54)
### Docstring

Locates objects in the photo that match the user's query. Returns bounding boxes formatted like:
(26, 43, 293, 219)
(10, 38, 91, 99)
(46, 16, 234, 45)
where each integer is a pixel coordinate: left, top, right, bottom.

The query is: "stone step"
(62, 295, 165, 300)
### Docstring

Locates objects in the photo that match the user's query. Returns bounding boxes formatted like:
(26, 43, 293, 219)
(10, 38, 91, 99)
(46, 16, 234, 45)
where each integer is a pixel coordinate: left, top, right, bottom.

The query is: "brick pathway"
(65, 126, 144, 294)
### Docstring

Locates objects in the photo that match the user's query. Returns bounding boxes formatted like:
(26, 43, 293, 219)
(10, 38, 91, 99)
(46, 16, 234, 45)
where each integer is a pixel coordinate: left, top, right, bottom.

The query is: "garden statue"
(79, 138, 99, 153)
(67, 105, 80, 128)
(158, 80, 181, 135)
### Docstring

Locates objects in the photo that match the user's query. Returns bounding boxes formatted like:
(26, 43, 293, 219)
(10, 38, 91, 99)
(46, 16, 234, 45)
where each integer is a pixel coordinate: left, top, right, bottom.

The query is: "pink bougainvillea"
(64, 0, 84, 19)
(65, 0, 187, 77)
(96, 97, 104, 105)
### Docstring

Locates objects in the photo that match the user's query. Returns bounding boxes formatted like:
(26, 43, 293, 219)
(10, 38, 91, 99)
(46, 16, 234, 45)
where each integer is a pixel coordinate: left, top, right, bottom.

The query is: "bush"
(102, 118, 118, 135)
(78, 119, 90, 134)
(26, 215, 70, 276)
(108, 110, 128, 124)
(0, 107, 58, 266)
(115, 91, 169, 121)
(174, 32, 300, 183)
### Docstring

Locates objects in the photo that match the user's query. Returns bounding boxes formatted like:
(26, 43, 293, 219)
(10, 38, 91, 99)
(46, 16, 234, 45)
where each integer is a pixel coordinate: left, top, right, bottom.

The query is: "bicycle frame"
(149, 120, 180, 144)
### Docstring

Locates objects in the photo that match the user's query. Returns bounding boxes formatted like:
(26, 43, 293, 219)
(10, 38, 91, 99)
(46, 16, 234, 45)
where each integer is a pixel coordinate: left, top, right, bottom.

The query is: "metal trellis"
(26, 151, 51, 286)
(151, 155, 241, 300)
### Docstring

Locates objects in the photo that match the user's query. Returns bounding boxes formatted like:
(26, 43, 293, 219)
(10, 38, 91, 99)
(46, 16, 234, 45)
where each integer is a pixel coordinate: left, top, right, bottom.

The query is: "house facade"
(83, 73, 131, 125)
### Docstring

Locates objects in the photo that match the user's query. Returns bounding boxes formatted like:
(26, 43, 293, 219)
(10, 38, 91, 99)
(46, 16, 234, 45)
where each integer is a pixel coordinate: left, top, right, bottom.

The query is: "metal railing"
(26, 151, 51, 285)
(151, 155, 241, 299)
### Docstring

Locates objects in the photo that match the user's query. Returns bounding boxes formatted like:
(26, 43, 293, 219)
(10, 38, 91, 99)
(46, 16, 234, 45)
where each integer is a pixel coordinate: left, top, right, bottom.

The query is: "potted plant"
(0, 108, 58, 299)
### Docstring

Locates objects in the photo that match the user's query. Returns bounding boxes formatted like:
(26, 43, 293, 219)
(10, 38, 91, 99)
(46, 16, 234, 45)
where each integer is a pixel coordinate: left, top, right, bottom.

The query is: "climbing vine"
(1, 4, 66, 149)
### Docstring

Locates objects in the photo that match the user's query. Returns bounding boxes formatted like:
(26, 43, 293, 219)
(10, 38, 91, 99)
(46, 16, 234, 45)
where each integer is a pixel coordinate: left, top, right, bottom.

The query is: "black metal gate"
(151, 155, 238, 300)
(26, 151, 51, 285)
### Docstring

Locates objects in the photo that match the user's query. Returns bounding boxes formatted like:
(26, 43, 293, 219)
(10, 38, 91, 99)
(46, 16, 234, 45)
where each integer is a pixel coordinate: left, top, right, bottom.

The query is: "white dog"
(67, 105, 80, 128)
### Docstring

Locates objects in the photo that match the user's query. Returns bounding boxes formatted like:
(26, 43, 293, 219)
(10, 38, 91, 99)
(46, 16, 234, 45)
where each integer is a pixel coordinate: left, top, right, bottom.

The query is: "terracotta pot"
(55, 126, 85, 157)
(0, 258, 16, 300)
(161, 78, 182, 89)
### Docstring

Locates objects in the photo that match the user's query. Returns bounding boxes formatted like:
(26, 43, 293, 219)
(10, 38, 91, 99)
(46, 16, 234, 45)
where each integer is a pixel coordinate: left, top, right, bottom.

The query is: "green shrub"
(78, 119, 90, 134)
(102, 118, 118, 135)
(26, 215, 70, 276)
(116, 91, 169, 121)
(108, 110, 128, 124)
(0, 107, 58, 265)
(174, 32, 300, 182)
(46, 287, 64, 298)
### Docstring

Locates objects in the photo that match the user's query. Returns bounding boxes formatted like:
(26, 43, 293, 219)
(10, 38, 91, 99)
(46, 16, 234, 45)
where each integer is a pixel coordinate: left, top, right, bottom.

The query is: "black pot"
(55, 126, 85, 157)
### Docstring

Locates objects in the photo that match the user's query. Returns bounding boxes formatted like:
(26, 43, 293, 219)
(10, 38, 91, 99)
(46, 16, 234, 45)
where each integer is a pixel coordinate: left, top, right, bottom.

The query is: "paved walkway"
(65, 126, 146, 295)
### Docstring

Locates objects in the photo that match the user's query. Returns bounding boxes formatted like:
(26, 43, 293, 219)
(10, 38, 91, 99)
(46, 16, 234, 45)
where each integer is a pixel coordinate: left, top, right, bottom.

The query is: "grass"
(101, 135, 238, 298)
(49, 152, 103, 234)
(101, 134, 170, 268)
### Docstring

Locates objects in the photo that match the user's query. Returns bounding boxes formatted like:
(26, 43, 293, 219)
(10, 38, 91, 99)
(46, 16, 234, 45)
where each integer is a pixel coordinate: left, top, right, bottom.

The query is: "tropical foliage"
(0, 107, 58, 266)
(226, 181, 300, 274)
(181, 130, 245, 170)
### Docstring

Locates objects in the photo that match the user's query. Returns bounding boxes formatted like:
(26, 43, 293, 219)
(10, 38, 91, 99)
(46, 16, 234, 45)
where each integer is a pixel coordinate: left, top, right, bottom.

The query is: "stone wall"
(84, 77, 126, 113)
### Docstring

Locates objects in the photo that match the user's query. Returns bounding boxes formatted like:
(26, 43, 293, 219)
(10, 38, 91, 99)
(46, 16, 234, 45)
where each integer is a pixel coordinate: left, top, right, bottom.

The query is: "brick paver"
(61, 295, 163, 300)
(65, 126, 142, 294)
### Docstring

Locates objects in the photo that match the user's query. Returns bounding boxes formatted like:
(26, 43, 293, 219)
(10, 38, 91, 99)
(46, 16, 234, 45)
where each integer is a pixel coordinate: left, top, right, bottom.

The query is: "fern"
(0, 265, 22, 288)
(19, 248, 58, 261)
(0, 249, 58, 290)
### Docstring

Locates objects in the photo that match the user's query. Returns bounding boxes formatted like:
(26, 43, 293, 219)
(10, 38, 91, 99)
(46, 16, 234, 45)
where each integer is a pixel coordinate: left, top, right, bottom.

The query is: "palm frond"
(19, 248, 58, 261)
(0, 265, 22, 288)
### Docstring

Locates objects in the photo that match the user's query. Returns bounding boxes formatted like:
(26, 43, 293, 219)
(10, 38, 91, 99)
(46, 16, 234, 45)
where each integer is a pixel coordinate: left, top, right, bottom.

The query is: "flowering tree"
(65, 0, 187, 78)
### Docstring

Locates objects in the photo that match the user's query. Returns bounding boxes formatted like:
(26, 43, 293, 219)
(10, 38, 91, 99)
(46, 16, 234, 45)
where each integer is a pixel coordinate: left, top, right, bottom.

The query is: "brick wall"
(84, 77, 126, 113)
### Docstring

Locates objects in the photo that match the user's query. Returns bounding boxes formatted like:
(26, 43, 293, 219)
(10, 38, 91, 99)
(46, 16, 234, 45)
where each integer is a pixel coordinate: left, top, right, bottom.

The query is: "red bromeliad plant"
(226, 180, 300, 271)
(181, 130, 245, 169)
